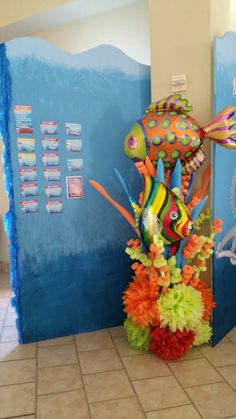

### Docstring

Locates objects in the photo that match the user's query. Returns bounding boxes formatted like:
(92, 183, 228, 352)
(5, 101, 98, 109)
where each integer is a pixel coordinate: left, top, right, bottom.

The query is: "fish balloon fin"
(145, 156, 156, 177)
(114, 168, 141, 229)
(156, 159, 165, 183)
(202, 107, 236, 148)
(146, 94, 192, 114)
(170, 241, 180, 256)
(89, 180, 140, 237)
(191, 195, 208, 221)
(170, 159, 182, 196)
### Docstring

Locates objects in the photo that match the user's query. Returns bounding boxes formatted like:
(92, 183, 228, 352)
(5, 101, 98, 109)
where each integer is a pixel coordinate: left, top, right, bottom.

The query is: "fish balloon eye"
(127, 136, 137, 150)
(170, 211, 178, 221)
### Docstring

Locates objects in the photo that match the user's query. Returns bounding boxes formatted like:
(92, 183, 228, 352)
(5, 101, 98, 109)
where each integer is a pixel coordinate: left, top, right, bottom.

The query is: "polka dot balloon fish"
(123, 94, 236, 174)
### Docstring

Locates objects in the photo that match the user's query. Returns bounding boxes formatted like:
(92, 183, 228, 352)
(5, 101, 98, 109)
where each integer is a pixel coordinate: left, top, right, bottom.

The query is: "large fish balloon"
(124, 94, 236, 174)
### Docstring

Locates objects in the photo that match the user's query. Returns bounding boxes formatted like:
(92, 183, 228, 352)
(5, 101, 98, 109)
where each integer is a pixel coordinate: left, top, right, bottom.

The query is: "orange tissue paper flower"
(194, 281, 215, 321)
(212, 219, 223, 233)
(123, 275, 160, 328)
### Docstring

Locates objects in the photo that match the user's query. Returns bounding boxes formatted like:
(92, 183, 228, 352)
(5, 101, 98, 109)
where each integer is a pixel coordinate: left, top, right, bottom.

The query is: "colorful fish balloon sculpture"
(124, 94, 236, 174)
(90, 94, 236, 257)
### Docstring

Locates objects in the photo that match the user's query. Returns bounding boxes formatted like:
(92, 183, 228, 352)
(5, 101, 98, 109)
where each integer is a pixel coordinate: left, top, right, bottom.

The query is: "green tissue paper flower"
(158, 284, 203, 332)
(124, 317, 151, 351)
(193, 321, 212, 346)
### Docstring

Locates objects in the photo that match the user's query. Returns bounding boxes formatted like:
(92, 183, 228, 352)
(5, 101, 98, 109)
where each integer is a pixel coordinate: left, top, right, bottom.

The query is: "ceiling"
(0, 0, 141, 42)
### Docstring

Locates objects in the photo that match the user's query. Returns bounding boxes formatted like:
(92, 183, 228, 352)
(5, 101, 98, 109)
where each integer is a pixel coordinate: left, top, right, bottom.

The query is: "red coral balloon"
(150, 327, 195, 360)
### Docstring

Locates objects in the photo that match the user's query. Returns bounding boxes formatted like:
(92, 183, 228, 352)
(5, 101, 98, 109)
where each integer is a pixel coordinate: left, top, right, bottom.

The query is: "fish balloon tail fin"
(89, 180, 140, 237)
(202, 107, 236, 148)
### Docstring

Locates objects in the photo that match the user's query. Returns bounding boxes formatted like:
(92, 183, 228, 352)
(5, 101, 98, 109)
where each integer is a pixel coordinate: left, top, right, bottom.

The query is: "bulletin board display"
(1, 38, 151, 342)
(213, 32, 236, 345)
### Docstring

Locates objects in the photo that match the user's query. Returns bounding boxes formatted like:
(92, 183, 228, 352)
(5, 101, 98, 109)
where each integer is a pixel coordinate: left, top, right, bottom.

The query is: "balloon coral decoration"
(90, 94, 235, 360)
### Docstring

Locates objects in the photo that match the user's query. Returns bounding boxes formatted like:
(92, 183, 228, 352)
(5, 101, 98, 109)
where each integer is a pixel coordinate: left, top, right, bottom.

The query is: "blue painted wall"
(213, 32, 236, 345)
(5, 38, 151, 343)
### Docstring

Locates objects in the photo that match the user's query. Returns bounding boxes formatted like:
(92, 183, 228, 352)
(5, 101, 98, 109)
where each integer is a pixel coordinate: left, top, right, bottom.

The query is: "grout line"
(37, 387, 88, 398)
(73, 335, 92, 419)
(81, 367, 124, 376)
(0, 356, 36, 364)
(144, 402, 194, 413)
(89, 395, 142, 406)
(107, 328, 146, 416)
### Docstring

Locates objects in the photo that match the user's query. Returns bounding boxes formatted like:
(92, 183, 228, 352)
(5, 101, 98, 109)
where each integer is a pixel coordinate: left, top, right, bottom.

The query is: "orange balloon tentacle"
(187, 166, 211, 213)
(89, 180, 140, 237)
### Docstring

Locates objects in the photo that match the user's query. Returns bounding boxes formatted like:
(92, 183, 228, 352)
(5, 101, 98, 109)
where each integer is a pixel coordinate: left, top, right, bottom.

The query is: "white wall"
(34, 0, 150, 65)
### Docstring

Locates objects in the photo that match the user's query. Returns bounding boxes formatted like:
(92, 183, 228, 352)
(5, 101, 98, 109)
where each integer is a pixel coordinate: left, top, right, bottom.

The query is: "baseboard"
(0, 261, 10, 273)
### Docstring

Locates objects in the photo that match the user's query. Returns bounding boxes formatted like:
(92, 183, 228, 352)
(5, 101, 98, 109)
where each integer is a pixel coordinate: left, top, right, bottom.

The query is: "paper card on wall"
(14, 105, 33, 134)
(40, 121, 57, 135)
(19, 168, 37, 182)
(44, 168, 61, 181)
(46, 200, 63, 214)
(18, 153, 36, 167)
(17, 138, 35, 152)
(20, 184, 38, 197)
(66, 139, 82, 152)
(20, 199, 38, 213)
(65, 123, 81, 136)
(42, 153, 60, 166)
(67, 159, 83, 171)
(45, 185, 62, 198)
(66, 176, 83, 199)
(42, 138, 59, 151)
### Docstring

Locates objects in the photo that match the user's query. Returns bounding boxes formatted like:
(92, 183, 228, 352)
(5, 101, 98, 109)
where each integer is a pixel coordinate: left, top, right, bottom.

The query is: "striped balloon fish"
(90, 159, 209, 256)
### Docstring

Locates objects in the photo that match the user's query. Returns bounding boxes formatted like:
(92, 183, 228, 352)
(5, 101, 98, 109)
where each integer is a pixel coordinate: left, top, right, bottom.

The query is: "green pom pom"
(158, 284, 204, 332)
(194, 321, 212, 346)
(124, 317, 151, 352)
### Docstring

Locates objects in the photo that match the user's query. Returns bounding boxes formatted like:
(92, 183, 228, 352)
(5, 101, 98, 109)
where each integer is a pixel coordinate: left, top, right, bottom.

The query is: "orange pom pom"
(123, 274, 160, 328)
(193, 280, 215, 321)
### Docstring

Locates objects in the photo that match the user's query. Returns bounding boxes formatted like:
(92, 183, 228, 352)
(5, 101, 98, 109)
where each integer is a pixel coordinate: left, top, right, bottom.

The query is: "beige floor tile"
(114, 336, 144, 357)
(37, 335, 74, 347)
(0, 308, 6, 321)
(186, 382, 236, 419)
(1, 325, 18, 342)
(4, 310, 16, 326)
(0, 359, 36, 386)
(84, 370, 134, 403)
(37, 364, 83, 395)
(133, 376, 189, 411)
(169, 346, 203, 362)
(199, 342, 236, 367)
(122, 354, 171, 380)
(0, 341, 36, 362)
(0, 383, 35, 418)
(109, 326, 125, 338)
(227, 326, 236, 344)
(146, 404, 201, 419)
(79, 348, 123, 374)
(37, 344, 78, 368)
(37, 389, 89, 419)
(218, 364, 236, 390)
(75, 329, 114, 351)
(0, 298, 9, 308)
(90, 396, 145, 419)
(169, 358, 223, 387)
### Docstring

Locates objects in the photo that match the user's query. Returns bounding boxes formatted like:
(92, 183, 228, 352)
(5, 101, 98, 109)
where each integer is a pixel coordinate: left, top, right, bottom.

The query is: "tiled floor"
(1, 273, 236, 418)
